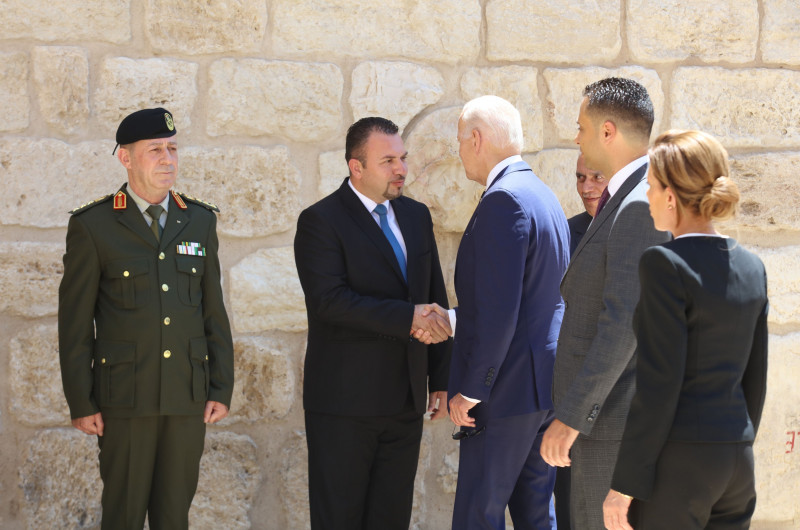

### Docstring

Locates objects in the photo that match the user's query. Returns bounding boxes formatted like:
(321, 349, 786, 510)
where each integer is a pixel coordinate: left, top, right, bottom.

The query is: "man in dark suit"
(567, 153, 607, 255)
(540, 78, 670, 529)
(293, 117, 452, 530)
(446, 95, 569, 529)
(59, 108, 234, 530)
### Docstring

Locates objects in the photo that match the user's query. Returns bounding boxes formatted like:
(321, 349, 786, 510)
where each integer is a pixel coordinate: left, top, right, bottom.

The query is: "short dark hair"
(583, 77, 654, 141)
(345, 117, 399, 165)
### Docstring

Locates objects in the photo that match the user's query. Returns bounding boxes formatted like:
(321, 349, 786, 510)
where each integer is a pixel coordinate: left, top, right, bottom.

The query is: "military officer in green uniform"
(58, 108, 234, 530)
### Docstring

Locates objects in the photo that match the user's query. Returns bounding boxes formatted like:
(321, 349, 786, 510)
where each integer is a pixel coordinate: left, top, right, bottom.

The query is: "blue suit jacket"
(449, 161, 570, 422)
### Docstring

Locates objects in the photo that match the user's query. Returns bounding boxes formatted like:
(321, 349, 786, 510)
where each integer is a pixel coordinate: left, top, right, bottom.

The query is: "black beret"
(115, 108, 177, 148)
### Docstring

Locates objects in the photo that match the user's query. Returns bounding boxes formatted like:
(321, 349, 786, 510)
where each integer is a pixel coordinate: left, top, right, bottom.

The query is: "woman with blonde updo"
(602, 130, 769, 530)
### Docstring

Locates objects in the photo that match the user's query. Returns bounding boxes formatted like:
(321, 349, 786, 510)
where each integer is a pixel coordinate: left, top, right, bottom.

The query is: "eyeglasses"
(452, 425, 485, 440)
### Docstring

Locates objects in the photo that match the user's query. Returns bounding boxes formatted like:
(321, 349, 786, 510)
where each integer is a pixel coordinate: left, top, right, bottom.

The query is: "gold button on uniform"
(162, 284, 169, 292)
(205, 355, 209, 361)
(101, 358, 106, 364)
(163, 317, 171, 325)
(192, 267, 196, 274)
(163, 350, 171, 359)
(123, 271, 130, 277)
(159, 252, 165, 260)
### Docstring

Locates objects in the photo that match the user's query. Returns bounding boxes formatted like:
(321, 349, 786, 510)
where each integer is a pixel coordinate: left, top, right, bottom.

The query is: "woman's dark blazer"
(611, 236, 768, 500)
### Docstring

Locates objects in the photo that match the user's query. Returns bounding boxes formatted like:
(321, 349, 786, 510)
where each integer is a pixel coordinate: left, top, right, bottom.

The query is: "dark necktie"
(146, 204, 164, 242)
(373, 204, 407, 281)
(595, 188, 611, 216)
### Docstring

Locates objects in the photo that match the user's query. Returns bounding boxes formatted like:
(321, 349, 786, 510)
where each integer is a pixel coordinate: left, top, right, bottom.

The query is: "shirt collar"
(486, 155, 523, 189)
(347, 178, 391, 214)
(607, 155, 649, 197)
(127, 185, 170, 213)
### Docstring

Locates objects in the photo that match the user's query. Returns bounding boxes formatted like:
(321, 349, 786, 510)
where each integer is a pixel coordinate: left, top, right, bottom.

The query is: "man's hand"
(411, 303, 452, 344)
(204, 401, 229, 424)
(427, 391, 448, 420)
(603, 489, 634, 530)
(540, 418, 580, 467)
(449, 393, 477, 427)
(72, 412, 104, 436)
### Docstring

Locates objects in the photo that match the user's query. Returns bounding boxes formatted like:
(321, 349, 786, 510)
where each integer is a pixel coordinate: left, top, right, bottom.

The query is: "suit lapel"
(115, 186, 159, 248)
(338, 180, 407, 285)
(392, 198, 418, 285)
(569, 163, 648, 263)
(161, 196, 190, 249)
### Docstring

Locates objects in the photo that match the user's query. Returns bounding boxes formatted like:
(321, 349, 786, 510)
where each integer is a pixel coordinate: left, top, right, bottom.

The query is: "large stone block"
(19, 429, 101, 528)
(272, 0, 480, 64)
(230, 247, 306, 333)
(191, 431, 261, 529)
(752, 333, 800, 523)
(225, 335, 298, 424)
(32, 47, 89, 136)
(544, 67, 664, 143)
(763, 0, 800, 65)
(627, 0, 757, 63)
(523, 149, 584, 218)
(145, 0, 267, 54)
(9, 324, 70, 427)
(751, 246, 800, 327)
(318, 150, 347, 200)
(350, 61, 444, 133)
(671, 68, 800, 148)
(410, 428, 433, 529)
(438, 446, 459, 494)
(460, 67, 543, 153)
(179, 145, 302, 238)
(0, 52, 29, 133)
(433, 231, 462, 308)
(724, 152, 800, 231)
(93, 57, 198, 135)
(280, 432, 310, 529)
(0, 138, 120, 228)
(0, 0, 130, 42)
(208, 59, 342, 142)
(0, 242, 64, 318)
(487, 0, 621, 62)
(404, 107, 483, 233)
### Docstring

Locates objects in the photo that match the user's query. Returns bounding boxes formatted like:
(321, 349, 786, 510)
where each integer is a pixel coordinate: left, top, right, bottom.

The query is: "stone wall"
(1, 1, 798, 528)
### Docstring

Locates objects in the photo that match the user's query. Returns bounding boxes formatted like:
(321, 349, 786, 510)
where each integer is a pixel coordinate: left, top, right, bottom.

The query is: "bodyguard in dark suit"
(447, 96, 569, 529)
(58, 108, 234, 529)
(294, 117, 452, 530)
(540, 78, 669, 529)
(604, 130, 768, 530)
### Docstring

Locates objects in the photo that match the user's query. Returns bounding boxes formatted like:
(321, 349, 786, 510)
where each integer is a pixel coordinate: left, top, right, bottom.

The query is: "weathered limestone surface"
(671, 68, 800, 148)
(487, 0, 621, 62)
(627, 0, 757, 63)
(726, 152, 800, 231)
(180, 145, 302, 238)
(404, 107, 483, 233)
(19, 429, 101, 528)
(762, 0, 800, 65)
(32, 47, 89, 136)
(9, 325, 70, 427)
(225, 335, 298, 424)
(0, 242, 63, 318)
(752, 333, 800, 524)
(410, 428, 433, 529)
(272, 0, 481, 64)
(460, 67, 543, 153)
(145, 0, 267, 54)
(208, 59, 342, 142)
(0, 1, 130, 42)
(0, 53, 29, 133)
(350, 62, 445, 133)
(230, 247, 306, 333)
(438, 446, 459, 494)
(544, 67, 664, 143)
(191, 431, 261, 529)
(523, 149, 584, 218)
(93, 58, 198, 134)
(280, 432, 310, 529)
(0, 138, 119, 228)
(752, 246, 800, 327)
(318, 150, 347, 200)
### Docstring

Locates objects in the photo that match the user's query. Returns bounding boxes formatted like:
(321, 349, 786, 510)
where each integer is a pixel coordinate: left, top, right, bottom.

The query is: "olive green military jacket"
(58, 184, 234, 419)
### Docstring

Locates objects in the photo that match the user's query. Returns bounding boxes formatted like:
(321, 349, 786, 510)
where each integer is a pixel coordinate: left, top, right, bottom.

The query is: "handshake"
(411, 303, 452, 344)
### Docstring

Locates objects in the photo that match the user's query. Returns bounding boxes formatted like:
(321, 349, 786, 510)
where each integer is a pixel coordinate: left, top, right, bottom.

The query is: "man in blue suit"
(447, 96, 570, 529)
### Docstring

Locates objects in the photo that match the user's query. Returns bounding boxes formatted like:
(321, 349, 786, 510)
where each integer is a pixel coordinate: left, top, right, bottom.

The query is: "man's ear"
(347, 157, 362, 181)
(471, 127, 482, 153)
(602, 120, 617, 144)
(117, 146, 132, 169)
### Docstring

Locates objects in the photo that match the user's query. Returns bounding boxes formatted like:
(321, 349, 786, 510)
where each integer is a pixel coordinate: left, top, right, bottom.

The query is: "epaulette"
(176, 191, 220, 212)
(69, 194, 113, 215)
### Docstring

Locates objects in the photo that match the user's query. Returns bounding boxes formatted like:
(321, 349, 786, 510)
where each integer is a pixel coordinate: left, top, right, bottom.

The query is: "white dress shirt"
(348, 179, 407, 259)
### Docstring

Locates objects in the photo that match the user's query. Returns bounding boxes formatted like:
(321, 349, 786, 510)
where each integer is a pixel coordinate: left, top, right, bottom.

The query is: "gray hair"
(459, 95, 524, 153)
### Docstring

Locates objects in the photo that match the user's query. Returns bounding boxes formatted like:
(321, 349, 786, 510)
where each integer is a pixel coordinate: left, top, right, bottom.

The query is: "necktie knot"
(146, 205, 164, 242)
(373, 203, 388, 217)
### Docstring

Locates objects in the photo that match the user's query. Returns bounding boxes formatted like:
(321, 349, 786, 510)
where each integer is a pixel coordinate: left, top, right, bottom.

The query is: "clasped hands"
(410, 303, 452, 344)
